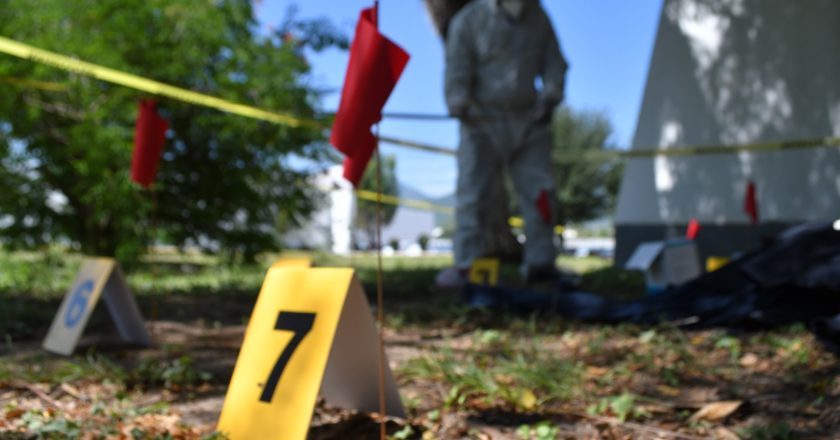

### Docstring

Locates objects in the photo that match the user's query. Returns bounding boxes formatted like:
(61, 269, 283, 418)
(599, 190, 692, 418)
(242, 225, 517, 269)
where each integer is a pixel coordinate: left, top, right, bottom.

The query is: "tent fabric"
(462, 221, 840, 351)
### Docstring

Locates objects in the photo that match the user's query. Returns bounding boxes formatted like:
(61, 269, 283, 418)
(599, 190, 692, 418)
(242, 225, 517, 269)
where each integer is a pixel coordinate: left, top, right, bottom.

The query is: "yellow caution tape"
(355, 189, 454, 214)
(623, 136, 840, 159)
(0, 36, 319, 129)
(7, 38, 833, 170)
(380, 133, 840, 161)
(355, 189, 564, 234)
(0, 76, 67, 91)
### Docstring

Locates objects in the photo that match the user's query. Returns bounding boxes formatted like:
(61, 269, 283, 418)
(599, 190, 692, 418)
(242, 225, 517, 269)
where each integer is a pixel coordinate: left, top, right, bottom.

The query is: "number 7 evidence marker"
(217, 267, 404, 440)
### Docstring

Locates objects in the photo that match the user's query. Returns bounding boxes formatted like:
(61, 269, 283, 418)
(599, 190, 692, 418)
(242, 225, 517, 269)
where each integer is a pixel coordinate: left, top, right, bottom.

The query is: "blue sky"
(256, 0, 663, 197)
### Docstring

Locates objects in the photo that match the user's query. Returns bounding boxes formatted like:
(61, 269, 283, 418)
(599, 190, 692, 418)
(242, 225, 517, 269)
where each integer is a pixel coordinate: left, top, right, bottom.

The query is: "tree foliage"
(356, 154, 398, 249)
(550, 107, 624, 225)
(0, 0, 346, 263)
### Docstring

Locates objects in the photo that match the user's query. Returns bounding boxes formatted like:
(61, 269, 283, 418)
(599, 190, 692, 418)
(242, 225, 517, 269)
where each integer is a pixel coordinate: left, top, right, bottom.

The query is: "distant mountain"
(397, 183, 434, 201)
(429, 193, 455, 207)
(397, 182, 454, 229)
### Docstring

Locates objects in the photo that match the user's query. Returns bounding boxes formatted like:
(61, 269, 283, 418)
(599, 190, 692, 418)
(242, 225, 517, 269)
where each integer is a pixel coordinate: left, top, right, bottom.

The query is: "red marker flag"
(686, 218, 701, 240)
(536, 189, 552, 225)
(744, 180, 759, 224)
(329, 5, 410, 186)
(130, 100, 169, 188)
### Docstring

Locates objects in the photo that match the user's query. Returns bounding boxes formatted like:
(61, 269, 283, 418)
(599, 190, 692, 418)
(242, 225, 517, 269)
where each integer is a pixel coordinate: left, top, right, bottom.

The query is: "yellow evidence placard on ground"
(42, 257, 150, 355)
(270, 257, 312, 269)
(217, 267, 403, 440)
(469, 258, 500, 286)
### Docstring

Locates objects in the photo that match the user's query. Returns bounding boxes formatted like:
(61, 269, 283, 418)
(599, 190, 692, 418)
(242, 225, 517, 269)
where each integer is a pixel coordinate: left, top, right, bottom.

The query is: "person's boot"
(434, 266, 469, 289)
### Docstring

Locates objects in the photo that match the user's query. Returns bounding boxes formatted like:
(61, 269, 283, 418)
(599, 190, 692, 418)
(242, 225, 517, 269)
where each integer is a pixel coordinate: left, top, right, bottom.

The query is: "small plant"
(738, 421, 793, 440)
(714, 335, 742, 362)
(516, 421, 559, 440)
(587, 393, 646, 422)
(130, 355, 212, 389)
(391, 424, 415, 440)
(399, 337, 583, 412)
(20, 411, 82, 439)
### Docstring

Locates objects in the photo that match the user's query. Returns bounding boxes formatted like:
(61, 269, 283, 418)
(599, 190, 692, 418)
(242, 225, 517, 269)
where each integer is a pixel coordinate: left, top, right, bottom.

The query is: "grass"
(399, 329, 585, 412)
(2, 249, 838, 438)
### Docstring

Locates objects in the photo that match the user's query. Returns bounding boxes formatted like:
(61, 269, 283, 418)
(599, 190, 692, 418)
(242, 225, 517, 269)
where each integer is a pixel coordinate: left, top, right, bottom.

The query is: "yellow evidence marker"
(469, 258, 501, 286)
(42, 257, 150, 355)
(270, 256, 312, 269)
(217, 267, 404, 440)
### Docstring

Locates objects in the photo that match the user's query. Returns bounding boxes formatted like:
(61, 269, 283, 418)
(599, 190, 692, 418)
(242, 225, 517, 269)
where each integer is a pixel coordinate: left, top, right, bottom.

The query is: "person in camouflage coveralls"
(437, 0, 568, 286)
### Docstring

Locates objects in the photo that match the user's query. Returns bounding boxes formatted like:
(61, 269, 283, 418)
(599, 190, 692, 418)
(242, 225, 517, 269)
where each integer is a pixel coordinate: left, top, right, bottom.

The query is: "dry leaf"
(689, 400, 742, 422)
(656, 385, 680, 397)
(519, 389, 537, 410)
(712, 426, 741, 440)
(586, 366, 609, 377)
(739, 353, 759, 368)
(4, 407, 24, 420)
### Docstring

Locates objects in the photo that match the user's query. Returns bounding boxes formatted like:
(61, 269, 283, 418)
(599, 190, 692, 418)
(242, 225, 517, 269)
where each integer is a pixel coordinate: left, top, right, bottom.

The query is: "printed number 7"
(260, 311, 316, 403)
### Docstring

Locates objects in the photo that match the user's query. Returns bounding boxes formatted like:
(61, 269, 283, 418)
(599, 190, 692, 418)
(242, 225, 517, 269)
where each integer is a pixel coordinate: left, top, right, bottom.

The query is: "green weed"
(399, 333, 583, 411)
(129, 355, 212, 390)
(587, 393, 647, 422)
(516, 421, 560, 440)
(738, 421, 793, 440)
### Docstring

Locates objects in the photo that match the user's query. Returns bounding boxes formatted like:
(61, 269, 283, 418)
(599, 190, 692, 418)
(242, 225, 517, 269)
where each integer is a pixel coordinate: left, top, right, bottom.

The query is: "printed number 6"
(64, 280, 95, 327)
(260, 311, 316, 403)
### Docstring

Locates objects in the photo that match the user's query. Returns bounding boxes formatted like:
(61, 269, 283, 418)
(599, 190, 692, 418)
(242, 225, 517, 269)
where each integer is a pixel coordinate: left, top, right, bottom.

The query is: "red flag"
(536, 189, 552, 225)
(744, 180, 759, 224)
(130, 100, 169, 188)
(686, 218, 701, 240)
(329, 6, 410, 186)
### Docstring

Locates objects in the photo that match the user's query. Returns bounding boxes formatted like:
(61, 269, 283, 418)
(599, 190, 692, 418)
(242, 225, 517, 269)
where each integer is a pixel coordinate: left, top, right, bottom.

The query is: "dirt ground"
(2, 290, 840, 439)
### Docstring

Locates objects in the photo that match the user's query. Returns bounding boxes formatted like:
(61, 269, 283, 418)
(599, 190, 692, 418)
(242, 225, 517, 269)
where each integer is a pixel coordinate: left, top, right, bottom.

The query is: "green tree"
(417, 233, 430, 251)
(551, 107, 623, 225)
(356, 154, 398, 249)
(0, 0, 346, 263)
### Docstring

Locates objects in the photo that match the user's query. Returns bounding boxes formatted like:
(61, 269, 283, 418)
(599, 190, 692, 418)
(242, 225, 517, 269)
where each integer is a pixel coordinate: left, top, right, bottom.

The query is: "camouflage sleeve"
(539, 10, 568, 107)
(444, 13, 474, 118)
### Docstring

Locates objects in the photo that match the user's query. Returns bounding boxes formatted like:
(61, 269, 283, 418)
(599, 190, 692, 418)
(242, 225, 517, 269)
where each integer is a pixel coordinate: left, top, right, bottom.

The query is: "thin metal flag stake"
(374, 124, 387, 440)
(372, 5, 388, 440)
(149, 188, 159, 337)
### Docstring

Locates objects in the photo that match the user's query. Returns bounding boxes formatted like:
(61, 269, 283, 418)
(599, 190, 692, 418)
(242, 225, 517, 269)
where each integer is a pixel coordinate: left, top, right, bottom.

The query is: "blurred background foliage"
(0, 0, 347, 265)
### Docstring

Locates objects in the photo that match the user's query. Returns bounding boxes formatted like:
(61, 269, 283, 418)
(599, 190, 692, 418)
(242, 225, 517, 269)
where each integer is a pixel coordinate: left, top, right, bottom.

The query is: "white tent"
(615, 0, 840, 264)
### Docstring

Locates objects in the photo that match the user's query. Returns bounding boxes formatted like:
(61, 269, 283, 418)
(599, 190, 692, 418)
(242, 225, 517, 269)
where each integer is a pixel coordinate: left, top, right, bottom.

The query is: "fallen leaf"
(60, 383, 83, 400)
(4, 407, 24, 420)
(656, 385, 680, 397)
(519, 389, 537, 410)
(689, 401, 742, 423)
(712, 426, 740, 440)
(739, 353, 759, 368)
(586, 366, 609, 377)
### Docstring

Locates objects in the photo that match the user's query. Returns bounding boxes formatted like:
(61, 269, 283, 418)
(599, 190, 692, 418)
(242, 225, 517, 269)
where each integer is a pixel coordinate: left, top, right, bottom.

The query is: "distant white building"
(282, 166, 355, 254)
(283, 166, 439, 254)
